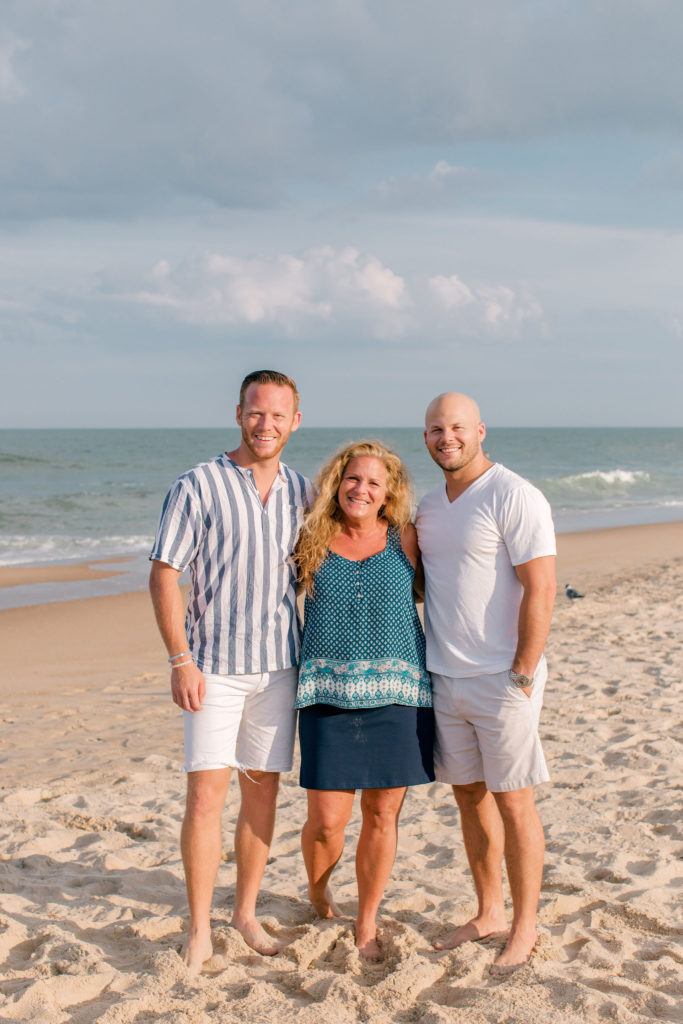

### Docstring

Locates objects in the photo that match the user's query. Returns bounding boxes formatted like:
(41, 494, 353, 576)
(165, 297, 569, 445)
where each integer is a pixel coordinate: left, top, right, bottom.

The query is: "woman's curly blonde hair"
(296, 440, 414, 595)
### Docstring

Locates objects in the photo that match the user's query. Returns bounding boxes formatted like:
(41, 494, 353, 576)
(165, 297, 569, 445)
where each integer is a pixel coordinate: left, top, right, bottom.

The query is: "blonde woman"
(295, 441, 434, 959)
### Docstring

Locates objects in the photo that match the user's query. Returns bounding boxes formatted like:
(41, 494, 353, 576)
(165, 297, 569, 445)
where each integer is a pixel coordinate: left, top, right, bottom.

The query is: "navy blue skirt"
(298, 703, 435, 790)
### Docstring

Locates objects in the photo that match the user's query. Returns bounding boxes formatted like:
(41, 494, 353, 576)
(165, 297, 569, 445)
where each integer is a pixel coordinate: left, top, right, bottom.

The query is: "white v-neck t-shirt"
(416, 463, 556, 678)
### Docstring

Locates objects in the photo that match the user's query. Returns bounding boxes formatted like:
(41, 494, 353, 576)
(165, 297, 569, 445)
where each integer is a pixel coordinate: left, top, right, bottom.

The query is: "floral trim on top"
(295, 656, 432, 709)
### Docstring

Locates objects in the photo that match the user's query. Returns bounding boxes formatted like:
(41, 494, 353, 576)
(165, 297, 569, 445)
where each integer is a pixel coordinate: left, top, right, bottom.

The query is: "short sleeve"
(149, 477, 203, 571)
(499, 484, 556, 566)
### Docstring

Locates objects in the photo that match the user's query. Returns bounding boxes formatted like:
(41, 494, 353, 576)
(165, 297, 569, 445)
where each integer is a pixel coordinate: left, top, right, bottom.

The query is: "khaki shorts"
(431, 658, 549, 792)
(183, 667, 297, 774)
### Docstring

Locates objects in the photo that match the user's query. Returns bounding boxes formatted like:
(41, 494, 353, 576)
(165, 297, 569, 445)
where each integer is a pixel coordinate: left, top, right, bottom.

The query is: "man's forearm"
(512, 584, 555, 676)
(149, 561, 206, 711)
(149, 563, 188, 656)
(512, 555, 556, 678)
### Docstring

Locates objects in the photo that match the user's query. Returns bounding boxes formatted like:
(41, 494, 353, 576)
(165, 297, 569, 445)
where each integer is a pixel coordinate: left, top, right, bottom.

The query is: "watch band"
(508, 668, 533, 689)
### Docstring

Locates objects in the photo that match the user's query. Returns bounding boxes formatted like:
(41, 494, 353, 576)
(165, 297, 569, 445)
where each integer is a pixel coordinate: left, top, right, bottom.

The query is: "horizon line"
(0, 424, 682, 431)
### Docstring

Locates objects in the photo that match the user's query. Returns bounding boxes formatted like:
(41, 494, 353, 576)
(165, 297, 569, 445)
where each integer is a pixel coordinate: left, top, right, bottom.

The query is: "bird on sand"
(565, 583, 585, 599)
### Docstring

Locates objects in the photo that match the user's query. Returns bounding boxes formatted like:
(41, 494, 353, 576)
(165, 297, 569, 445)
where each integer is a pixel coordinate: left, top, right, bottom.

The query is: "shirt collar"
(223, 454, 287, 487)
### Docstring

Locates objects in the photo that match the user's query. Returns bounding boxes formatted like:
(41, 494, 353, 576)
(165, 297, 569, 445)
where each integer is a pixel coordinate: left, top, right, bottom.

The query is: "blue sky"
(2, 0, 682, 427)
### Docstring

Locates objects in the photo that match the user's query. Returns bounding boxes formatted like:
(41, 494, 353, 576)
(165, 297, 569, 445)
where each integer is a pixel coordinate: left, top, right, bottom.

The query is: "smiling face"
(236, 382, 301, 463)
(424, 393, 486, 475)
(337, 456, 388, 527)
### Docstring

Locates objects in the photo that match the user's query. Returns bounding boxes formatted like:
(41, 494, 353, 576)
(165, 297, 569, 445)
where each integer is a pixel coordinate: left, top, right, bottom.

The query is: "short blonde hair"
(296, 440, 414, 595)
(239, 369, 299, 412)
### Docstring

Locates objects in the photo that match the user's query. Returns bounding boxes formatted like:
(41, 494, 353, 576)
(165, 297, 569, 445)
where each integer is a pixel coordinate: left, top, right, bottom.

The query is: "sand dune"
(1, 526, 682, 1023)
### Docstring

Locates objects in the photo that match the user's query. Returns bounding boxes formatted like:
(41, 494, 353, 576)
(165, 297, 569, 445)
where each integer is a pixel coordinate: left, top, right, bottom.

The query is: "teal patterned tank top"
(295, 528, 432, 709)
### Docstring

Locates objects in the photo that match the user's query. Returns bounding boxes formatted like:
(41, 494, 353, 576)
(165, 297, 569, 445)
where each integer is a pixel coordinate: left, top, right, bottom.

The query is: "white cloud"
(135, 247, 409, 335)
(429, 273, 543, 334)
(133, 245, 543, 340)
(429, 273, 475, 309)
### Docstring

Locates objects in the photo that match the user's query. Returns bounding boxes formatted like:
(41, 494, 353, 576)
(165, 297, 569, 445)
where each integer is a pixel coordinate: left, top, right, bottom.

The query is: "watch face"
(509, 669, 530, 687)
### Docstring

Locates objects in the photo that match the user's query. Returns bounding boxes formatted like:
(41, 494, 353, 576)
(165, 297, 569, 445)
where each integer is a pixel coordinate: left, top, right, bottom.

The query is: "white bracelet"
(168, 650, 190, 663)
(171, 659, 194, 668)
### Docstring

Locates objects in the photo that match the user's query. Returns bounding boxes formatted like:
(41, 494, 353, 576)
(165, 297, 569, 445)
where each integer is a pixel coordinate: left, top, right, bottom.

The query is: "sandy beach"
(1, 523, 681, 1023)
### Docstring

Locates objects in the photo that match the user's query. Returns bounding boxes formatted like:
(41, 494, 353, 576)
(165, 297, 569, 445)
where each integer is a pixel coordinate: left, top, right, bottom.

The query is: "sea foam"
(0, 534, 153, 567)
(544, 469, 650, 494)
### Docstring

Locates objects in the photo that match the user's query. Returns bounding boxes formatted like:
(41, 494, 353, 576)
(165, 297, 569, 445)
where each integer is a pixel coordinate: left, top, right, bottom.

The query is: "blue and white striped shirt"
(150, 454, 313, 675)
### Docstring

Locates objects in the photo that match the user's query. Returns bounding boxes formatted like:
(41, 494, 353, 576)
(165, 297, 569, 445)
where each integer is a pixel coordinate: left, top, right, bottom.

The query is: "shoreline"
(0, 555, 136, 589)
(0, 519, 681, 603)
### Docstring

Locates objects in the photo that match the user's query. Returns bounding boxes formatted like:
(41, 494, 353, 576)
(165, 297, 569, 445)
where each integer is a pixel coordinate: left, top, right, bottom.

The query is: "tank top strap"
(386, 525, 403, 554)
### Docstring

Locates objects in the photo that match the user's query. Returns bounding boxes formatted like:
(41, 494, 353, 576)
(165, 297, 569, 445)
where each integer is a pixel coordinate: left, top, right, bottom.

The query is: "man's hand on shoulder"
(171, 662, 206, 712)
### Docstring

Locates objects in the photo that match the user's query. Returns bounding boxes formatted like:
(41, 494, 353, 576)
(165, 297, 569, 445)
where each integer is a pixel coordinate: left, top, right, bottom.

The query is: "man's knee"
(185, 769, 230, 820)
(493, 786, 538, 824)
(452, 780, 489, 809)
(238, 769, 280, 802)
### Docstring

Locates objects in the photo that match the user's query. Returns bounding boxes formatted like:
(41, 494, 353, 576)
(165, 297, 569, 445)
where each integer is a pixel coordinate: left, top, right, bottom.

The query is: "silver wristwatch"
(508, 668, 533, 690)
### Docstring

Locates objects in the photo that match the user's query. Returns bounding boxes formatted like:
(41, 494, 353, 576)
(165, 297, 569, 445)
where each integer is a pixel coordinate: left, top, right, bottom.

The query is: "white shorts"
(431, 658, 549, 792)
(183, 667, 297, 774)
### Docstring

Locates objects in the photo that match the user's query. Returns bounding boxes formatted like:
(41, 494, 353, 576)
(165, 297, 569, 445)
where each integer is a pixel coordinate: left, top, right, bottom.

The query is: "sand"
(0, 557, 135, 590)
(0, 524, 681, 1023)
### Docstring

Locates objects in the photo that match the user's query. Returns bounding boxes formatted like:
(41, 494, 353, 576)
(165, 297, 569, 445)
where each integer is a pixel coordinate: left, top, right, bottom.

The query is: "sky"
(2, 0, 683, 428)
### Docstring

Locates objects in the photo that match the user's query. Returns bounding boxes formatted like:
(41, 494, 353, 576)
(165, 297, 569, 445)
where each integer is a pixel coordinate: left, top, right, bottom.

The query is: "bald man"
(416, 393, 556, 975)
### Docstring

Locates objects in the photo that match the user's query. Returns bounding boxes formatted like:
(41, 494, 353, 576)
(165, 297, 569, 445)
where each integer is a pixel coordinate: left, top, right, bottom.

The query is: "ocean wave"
(542, 469, 651, 495)
(0, 450, 51, 466)
(0, 534, 153, 567)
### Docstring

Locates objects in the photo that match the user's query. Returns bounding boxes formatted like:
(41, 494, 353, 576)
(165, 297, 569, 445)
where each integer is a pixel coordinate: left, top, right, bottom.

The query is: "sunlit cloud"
(429, 274, 543, 334)
(135, 247, 410, 336)
(132, 246, 544, 341)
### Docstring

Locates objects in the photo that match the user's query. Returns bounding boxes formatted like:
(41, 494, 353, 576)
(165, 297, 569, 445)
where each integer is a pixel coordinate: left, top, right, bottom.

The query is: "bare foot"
(433, 914, 508, 951)
(231, 915, 280, 956)
(489, 927, 536, 975)
(354, 923, 383, 961)
(181, 929, 214, 975)
(308, 885, 342, 919)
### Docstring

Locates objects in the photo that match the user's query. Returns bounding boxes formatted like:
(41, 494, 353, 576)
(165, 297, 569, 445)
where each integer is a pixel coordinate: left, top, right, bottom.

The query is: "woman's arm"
(401, 523, 425, 599)
(400, 523, 419, 567)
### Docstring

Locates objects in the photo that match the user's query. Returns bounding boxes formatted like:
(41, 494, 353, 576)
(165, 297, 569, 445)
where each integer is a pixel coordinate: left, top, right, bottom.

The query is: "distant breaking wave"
(0, 451, 51, 466)
(562, 469, 649, 486)
(0, 534, 153, 566)
(541, 469, 651, 497)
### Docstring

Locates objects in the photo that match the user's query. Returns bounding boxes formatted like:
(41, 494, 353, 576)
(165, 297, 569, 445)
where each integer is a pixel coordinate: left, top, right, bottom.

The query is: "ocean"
(2, 427, 682, 608)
